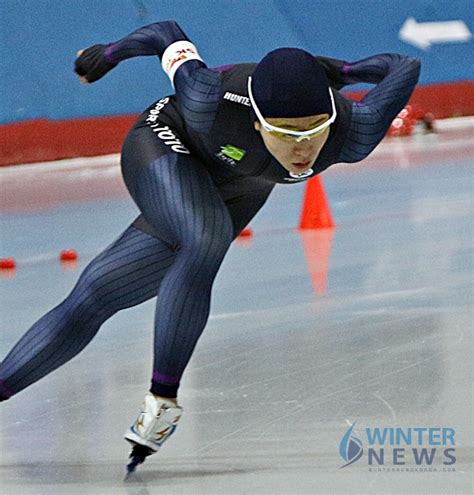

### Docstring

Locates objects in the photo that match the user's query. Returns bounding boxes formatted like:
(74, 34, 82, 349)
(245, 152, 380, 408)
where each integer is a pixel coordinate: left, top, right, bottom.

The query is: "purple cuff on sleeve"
(104, 44, 117, 65)
(342, 62, 351, 74)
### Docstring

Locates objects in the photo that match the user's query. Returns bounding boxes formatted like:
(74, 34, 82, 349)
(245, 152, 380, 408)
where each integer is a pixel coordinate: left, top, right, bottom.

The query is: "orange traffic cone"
(299, 176, 335, 229)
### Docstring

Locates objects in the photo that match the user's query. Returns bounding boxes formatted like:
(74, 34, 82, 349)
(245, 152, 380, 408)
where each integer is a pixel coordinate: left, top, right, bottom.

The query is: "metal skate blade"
(124, 469, 144, 482)
(124, 443, 153, 479)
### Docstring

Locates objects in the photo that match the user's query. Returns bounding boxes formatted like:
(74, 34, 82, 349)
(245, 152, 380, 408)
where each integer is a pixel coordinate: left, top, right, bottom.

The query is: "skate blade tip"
(124, 466, 139, 481)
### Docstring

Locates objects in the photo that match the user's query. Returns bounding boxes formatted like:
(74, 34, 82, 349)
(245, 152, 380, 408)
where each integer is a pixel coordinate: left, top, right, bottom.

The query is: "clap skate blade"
(126, 443, 154, 474)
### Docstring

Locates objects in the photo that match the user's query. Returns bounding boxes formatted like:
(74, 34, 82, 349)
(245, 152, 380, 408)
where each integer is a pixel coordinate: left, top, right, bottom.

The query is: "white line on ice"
(372, 391, 397, 422)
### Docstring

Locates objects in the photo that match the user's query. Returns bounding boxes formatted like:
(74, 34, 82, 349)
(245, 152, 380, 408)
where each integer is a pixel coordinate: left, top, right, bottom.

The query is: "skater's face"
(254, 114, 331, 176)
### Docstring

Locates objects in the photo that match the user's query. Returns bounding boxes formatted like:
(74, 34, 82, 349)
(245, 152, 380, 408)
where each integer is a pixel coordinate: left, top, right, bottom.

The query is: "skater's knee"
(184, 221, 233, 263)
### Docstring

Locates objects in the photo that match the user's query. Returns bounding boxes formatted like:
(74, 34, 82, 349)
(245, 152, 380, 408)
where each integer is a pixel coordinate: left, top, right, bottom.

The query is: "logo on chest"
(283, 168, 315, 182)
(146, 98, 190, 154)
(223, 92, 251, 107)
(215, 144, 246, 166)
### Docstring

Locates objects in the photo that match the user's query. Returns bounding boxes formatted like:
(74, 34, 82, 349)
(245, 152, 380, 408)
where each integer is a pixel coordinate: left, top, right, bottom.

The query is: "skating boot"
(124, 392, 182, 473)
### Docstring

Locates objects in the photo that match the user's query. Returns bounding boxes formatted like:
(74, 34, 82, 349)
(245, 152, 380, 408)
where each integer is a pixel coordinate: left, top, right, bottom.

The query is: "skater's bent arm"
(338, 53, 421, 162)
(75, 21, 221, 132)
(103, 21, 191, 62)
(342, 53, 421, 119)
(316, 53, 421, 119)
(106, 21, 222, 130)
(75, 21, 192, 82)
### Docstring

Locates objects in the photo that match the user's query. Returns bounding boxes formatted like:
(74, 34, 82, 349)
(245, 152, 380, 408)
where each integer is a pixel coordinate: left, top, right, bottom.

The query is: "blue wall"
(1, 0, 472, 124)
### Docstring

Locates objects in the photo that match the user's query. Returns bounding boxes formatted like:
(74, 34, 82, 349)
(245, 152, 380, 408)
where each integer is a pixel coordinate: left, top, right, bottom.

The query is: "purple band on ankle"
(152, 371, 180, 385)
(0, 380, 14, 398)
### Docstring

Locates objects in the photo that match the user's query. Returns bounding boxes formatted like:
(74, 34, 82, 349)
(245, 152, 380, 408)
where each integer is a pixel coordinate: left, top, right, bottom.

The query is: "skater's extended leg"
(119, 126, 235, 458)
(0, 226, 175, 401)
(125, 153, 235, 398)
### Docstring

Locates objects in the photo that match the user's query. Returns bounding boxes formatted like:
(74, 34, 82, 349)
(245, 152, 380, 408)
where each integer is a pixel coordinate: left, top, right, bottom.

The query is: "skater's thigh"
(72, 225, 176, 311)
(121, 126, 233, 249)
(120, 122, 189, 191)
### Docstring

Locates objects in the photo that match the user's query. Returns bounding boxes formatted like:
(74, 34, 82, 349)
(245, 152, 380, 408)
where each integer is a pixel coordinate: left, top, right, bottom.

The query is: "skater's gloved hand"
(74, 45, 117, 84)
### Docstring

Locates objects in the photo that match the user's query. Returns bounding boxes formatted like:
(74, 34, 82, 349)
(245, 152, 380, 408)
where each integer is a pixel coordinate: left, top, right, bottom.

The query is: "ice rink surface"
(0, 120, 473, 494)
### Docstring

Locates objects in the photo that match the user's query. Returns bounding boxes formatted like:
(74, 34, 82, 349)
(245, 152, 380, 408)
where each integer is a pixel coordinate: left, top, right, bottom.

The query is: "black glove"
(314, 56, 347, 90)
(74, 44, 118, 83)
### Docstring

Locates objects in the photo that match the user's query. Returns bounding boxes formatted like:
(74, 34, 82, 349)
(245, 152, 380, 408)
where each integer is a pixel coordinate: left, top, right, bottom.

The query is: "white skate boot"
(124, 392, 182, 473)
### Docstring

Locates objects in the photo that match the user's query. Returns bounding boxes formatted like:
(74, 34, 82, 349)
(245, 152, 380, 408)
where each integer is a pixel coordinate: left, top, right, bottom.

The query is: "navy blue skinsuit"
(0, 21, 420, 401)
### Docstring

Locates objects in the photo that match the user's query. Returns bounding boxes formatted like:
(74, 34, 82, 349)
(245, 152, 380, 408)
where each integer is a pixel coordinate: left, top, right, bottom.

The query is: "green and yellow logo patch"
(220, 145, 246, 161)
